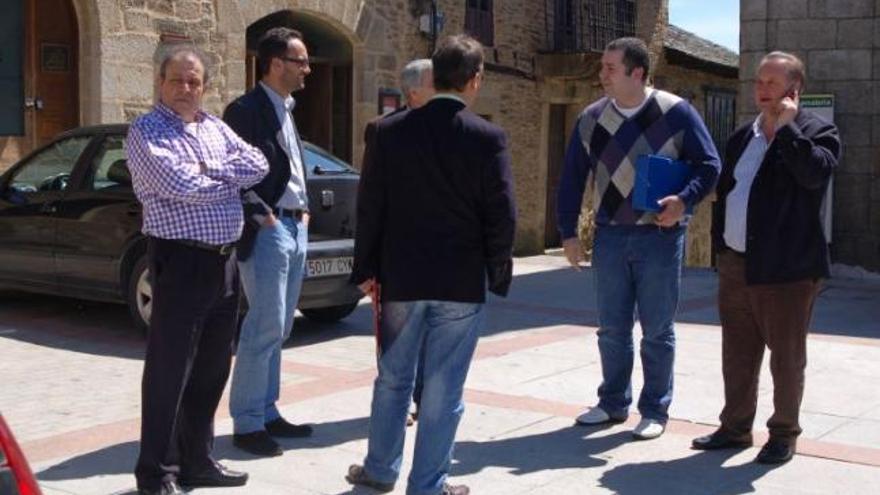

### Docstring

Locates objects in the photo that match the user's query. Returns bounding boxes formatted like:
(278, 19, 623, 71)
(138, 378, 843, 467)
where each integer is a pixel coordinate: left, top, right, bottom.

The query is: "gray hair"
(760, 51, 806, 92)
(399, 59, 432, 98)
(156, 44, 210, 84)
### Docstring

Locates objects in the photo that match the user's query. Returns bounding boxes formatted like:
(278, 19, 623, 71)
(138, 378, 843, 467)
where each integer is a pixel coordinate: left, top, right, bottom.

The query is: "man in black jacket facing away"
(346, 34, 516, 495)
(692, 51, 840, 464)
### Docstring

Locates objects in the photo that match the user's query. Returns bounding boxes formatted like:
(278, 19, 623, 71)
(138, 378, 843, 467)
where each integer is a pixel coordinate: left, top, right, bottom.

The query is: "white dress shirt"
(723, 117, 770, 252)
(259, 82, 308, 210)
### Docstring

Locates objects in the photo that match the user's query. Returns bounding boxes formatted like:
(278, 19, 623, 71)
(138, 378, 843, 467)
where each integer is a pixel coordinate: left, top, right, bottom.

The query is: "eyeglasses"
(280, 56, 310, 67)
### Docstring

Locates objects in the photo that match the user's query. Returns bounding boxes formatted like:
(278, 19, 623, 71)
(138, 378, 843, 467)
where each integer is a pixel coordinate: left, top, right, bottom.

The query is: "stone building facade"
(741, 0, 880, 271)
(0, 0, 737, 265)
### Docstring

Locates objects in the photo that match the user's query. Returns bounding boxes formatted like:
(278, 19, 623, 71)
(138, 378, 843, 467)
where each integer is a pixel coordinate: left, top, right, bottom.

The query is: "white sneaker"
(632, 418, 665, 440)
(575, 407, 625, 426)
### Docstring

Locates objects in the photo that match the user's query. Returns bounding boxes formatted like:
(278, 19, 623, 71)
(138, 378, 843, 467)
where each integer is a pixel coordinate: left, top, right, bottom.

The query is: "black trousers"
(135, 237, 240, 490)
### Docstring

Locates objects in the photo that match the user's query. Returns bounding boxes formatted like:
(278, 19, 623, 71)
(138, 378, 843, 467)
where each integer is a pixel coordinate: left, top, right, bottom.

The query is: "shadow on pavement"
(599, 449, 775, 495)
(491, 266, 880, 341)
(215, 416, 371, 461)
(4, 262, 879, 360)
(0, 290, 145, 359)
(35, 439, 138, 482)
(452, 425, 629, 476)
(35, 417, 370, 482)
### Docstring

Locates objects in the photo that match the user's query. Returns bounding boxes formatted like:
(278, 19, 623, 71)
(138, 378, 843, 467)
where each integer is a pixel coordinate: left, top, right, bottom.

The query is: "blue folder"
(633, 154, 694, 214)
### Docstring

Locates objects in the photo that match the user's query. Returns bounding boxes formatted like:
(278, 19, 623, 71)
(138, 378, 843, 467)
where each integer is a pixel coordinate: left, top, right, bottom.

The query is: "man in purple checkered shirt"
(127, 45, 267, 495)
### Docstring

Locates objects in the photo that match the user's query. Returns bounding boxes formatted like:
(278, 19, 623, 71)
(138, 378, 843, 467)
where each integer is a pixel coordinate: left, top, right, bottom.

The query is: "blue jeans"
(592, 224, 684, 422)
(230, 217, 307, 433)
(363, 300, 484, 495)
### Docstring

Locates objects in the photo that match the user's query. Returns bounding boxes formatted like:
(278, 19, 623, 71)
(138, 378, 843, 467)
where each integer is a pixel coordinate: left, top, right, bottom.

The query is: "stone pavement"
(1, 255, 879, 494)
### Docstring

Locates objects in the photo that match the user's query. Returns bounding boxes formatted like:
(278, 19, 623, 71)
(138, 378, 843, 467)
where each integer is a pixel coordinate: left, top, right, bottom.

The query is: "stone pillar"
(636, 0, 668, 81)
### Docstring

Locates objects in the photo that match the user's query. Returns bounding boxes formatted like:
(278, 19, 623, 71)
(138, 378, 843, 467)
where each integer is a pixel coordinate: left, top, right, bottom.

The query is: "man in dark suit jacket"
(362, 58, 435, 427)
(222, 27, 314, 458)
(345, 35, 516, 495)
(693, 52, 840, 465)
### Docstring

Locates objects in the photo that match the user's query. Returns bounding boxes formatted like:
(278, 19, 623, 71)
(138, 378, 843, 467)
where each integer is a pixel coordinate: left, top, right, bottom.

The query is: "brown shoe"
(442, 482, 470, 495)
(692, 429, 753, 450)
(344, 464, 394, 493)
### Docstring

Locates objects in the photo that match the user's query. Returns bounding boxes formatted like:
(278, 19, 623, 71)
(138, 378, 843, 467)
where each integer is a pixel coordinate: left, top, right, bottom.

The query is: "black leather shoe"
(179, 462, 248, 488)
(137, 480, 185, 494)
(233, 430, 283, 457)
(755, 439, 795, 464)
(692, 429, 753, 450)
(265, 417, 313, 438)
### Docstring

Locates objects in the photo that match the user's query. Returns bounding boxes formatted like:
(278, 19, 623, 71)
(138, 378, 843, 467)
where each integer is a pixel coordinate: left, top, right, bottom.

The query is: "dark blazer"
(223, 85, 307, 261)
(360, 106, 406, 189)
(351, 98, 517, 302)
(712, 110, 840, 285)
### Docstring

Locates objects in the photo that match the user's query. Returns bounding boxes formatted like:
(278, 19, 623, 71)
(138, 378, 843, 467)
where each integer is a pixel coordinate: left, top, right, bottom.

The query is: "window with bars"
(545, 0, 636, 53)
(465, 0, 494, 47)
(704, 89, 737, 152)
(584, 0, 635, 51)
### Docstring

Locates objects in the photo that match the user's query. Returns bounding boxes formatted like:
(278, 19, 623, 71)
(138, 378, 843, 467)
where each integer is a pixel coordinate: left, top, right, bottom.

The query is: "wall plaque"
(378, 88, 402, 115)
(41, 43, 70, 72)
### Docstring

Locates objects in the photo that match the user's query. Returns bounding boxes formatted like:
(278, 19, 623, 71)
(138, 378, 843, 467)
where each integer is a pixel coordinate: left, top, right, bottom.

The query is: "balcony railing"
(544, 0, 636, 53)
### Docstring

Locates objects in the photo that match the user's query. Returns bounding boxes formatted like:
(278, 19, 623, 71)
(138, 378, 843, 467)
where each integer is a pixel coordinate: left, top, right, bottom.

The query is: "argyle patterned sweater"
(557, 89, 721, 239)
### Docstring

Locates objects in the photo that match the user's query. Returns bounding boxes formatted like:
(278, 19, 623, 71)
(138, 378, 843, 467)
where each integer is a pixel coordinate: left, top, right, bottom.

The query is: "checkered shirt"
(126, 103, 269, 244)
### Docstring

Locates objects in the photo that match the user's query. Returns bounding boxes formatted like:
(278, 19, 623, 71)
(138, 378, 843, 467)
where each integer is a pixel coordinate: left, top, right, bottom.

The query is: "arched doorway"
(246, 11, 353, 162)
(0, 0, 79, 168)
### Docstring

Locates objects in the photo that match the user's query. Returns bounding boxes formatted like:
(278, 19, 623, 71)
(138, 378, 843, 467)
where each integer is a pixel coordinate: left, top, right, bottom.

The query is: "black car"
(0, 124, 362, 332)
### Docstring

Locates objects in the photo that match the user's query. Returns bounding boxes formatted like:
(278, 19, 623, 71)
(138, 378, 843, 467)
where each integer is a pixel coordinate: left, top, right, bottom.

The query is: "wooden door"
(294, 62, 333, 152)
(27, 0, 79, 148)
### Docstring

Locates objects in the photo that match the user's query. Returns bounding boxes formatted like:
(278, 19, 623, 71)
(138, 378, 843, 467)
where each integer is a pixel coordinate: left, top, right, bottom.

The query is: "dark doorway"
(245, 10, 353, 162)
(545, 104, 567, 248)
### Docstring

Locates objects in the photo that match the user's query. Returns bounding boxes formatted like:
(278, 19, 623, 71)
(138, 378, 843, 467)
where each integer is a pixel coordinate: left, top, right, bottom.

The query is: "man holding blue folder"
(557, 37, 720, 439)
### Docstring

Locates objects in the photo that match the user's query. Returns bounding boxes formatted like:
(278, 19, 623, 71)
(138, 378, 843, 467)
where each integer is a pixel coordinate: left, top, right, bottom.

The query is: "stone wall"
(741, 0, 880, 271)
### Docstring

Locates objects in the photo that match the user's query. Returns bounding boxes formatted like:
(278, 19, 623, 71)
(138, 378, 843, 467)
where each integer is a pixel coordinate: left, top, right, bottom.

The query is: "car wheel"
(127, 256, 151, 335)
(300, 302, 359, 323)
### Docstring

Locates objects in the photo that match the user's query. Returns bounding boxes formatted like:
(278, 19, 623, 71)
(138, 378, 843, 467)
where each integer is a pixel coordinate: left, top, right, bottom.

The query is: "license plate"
(307, 256, 353, 278)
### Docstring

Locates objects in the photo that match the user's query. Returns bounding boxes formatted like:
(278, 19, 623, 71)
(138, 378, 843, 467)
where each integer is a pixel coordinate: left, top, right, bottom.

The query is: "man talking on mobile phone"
(692, 51, 840, 465)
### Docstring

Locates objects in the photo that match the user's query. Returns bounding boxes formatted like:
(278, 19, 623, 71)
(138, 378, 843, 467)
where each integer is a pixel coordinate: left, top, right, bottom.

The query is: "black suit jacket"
(223, 85, 307, 261)
(360, 106, 406, 191)
(712, 110, 840, 284)
(351, 98, 517, 302)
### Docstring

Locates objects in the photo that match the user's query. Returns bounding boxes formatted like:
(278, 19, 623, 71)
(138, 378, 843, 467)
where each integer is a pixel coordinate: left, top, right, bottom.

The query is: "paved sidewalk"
(1, 255, 879, 494)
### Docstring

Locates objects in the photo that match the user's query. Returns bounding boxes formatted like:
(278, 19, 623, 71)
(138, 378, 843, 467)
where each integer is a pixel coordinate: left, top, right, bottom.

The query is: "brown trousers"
(716, 250, 821, 442)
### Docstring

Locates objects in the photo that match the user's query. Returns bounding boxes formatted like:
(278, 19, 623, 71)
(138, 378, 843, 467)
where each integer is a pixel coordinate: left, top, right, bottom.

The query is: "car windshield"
(304, 144, 356, 176)
(6, 136, 91, 193)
